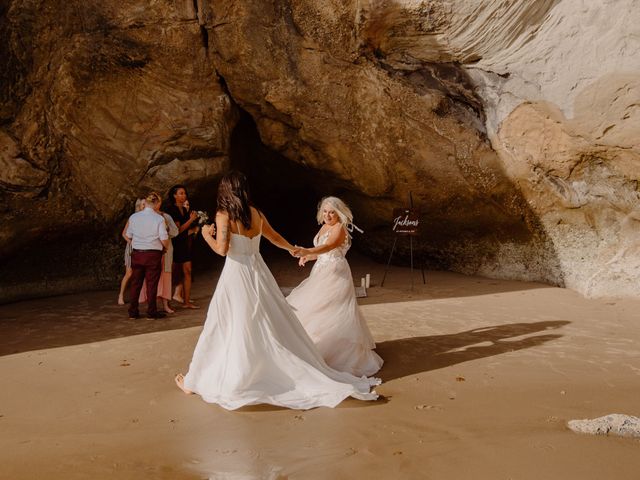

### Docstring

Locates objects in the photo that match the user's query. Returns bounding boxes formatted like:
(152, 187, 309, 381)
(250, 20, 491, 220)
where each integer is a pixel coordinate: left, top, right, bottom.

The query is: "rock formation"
(0, 0, 236, 300)
(568, 414, 640, 438)
(198, 0, 640, 296)
(1, 0, 638, 301)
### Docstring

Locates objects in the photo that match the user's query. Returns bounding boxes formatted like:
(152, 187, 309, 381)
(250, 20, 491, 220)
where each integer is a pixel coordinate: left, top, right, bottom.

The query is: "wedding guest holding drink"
(166, 185, 199, 309)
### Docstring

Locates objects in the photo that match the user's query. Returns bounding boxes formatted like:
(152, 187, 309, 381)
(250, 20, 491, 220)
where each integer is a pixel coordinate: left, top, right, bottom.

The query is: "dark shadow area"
(0, 225, 125, 304)
(376, 321, 569, 382)
(176, 108, 330, 278)
(0, 288, 213, 357)
(227, 109, 326, 248)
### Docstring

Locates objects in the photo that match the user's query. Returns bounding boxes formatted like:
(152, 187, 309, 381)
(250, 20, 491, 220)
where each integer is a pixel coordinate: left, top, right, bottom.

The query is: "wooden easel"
(380, 193, 426, 290)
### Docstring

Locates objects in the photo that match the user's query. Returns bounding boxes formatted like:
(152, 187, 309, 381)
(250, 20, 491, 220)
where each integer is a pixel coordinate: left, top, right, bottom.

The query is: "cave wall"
(196, 0, 639, 297)
(199, 0, 563, 286)
(0, 0, 237, 301)
(1, 0, 638, 301)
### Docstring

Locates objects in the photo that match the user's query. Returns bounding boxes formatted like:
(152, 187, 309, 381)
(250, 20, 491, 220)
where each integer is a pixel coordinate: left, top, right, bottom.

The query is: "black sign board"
(392, 208, 419, 236)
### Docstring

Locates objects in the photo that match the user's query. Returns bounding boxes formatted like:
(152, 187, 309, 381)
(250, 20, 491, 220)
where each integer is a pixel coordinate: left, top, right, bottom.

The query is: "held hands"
(298, 256, 309, 267)
(291, 246, 311, 258)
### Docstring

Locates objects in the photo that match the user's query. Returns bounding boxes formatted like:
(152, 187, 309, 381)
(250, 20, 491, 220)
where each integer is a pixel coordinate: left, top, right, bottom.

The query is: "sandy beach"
(1, 252, 639, 479)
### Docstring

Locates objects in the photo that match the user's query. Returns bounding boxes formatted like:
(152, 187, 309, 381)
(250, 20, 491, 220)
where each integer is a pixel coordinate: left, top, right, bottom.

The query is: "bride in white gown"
(175, 172, 379, 410)
(288, 197, 383, 377)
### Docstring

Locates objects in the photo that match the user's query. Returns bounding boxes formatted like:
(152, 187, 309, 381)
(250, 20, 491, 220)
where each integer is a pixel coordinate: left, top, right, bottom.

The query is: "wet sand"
(1, 252, 639, 479)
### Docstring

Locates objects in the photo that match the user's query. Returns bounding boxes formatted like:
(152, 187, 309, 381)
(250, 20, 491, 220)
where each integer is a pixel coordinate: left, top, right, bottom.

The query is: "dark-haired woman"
(166, 185, 199, 309)
(175, 171, 380, 410)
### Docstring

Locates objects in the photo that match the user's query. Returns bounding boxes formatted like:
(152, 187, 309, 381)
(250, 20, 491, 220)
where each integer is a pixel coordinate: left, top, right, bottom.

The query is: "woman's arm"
(298, 254, 318, 267)
(294, 225, 345, 257)
(261, 213, 295, 252)
(122, 220, 131, 242)
(165, 215, 179, 238)
(201, 211, 231, 256)
(177, 210, 198, 234)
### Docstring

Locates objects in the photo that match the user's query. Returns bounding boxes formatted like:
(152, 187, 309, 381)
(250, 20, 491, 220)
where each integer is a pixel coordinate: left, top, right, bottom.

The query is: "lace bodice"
(314, 229, 351, 267)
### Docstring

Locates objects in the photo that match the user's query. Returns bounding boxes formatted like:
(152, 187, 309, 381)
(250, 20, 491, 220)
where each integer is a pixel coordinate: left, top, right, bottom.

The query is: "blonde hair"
(145, 192, 162, 206)
(316, 196, 363, 235)
(134, 198, 146, 212)
(316, 196, 352, 225)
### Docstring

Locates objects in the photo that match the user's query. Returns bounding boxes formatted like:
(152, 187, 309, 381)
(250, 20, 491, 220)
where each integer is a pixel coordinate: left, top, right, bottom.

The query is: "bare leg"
(162, 298, 175, 314)
(173, 284, 184, 303)
(182, 261, 198, 308)
(118, 267, 133, 305)
(175, 373, 193, 394)
(172, 263, 184, 302)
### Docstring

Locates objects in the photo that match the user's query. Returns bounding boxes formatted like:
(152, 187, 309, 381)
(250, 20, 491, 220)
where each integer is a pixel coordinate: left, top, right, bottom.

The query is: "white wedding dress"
(287, 229, 383, 377)
(182, 227, 380, 410)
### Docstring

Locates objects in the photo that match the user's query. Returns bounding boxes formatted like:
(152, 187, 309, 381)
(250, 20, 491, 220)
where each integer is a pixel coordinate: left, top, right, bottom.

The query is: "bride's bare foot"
(182, 303, 200, 309)
(174, 373, 193, 394)
(164, 307, 175, 314)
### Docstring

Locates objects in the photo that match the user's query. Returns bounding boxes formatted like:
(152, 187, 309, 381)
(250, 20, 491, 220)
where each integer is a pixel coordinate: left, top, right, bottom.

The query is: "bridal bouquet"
(196, 210, 209, 225)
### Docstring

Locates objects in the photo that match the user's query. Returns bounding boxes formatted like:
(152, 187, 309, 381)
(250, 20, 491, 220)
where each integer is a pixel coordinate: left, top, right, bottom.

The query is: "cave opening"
(189, 108, 353, 271)
(229, 110, 320, 244)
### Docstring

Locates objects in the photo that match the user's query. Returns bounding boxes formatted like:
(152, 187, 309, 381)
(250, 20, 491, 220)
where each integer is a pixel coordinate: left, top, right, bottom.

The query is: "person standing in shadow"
(166, 185, 200, 309)
(117, 198, 146, 305)
(125, 192, 170, 319)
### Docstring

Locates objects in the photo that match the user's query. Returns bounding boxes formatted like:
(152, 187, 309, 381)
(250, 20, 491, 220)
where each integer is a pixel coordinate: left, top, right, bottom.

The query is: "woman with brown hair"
(175, 171, 380, 410)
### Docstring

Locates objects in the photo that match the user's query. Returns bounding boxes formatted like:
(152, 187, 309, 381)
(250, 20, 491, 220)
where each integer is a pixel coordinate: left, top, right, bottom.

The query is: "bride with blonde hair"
(289, 196, 383, 377)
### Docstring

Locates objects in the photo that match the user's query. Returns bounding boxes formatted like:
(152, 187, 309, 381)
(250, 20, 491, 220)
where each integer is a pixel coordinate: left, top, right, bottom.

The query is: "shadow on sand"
(376, 320, 569, 382)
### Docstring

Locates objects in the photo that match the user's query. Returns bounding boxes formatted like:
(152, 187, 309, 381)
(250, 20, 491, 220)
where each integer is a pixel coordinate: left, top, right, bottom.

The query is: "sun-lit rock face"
(199, 0, 639, 297)
(434, 0, 640, 297)
(201, 0, 563, 286)
(0, 0, 638, 300)
(382, 0, 640, 296)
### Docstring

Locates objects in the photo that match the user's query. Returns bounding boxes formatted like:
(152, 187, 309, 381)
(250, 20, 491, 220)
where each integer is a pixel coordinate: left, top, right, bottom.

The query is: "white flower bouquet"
(196, 210, 209, 225)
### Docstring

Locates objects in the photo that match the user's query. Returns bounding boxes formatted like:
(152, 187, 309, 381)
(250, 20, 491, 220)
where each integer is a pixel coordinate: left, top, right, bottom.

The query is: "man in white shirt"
(125, 192, 170, 319)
